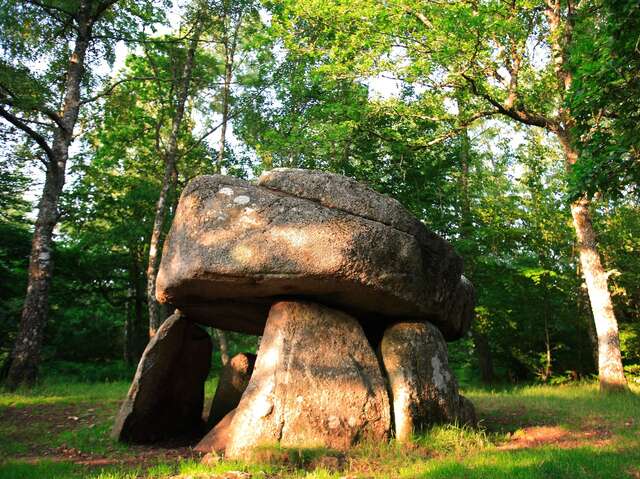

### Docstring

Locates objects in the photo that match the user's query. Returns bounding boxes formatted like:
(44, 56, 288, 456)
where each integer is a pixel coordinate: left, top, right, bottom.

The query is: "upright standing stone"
(224, 301, 391, 459)
(207, 352, 256, 428)
(112, 312, 212, 443)
(380, 321, 476, 443)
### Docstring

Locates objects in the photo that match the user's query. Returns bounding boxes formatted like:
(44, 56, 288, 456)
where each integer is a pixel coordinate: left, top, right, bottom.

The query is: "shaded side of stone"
(431, 275, 476, 340)
(380, 321, 476, 442)
(225, 301, 391, 459)
(112, 312, 212, 443)
(207, 352, 256, 428)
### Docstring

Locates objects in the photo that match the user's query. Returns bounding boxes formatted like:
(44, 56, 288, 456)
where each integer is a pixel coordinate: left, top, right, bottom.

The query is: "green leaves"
(568, 0, 640, 199)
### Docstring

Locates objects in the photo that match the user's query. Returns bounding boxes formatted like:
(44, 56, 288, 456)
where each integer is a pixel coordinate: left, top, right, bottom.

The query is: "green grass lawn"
(1, 379, 639, 478)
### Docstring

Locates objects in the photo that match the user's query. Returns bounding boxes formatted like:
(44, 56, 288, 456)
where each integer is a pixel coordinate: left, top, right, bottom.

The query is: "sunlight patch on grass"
(416, 423, 496, 456)
(0, 381, 130, 409)
(0, 460, 83, 479)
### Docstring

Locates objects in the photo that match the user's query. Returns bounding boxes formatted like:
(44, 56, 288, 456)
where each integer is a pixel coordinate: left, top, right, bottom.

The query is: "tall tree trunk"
(6, 164, 63, 388)
(558, 134, 628, 392)
(5, 7, 91, 389)
(216, 51, 233, 172)
(471, 328, 494, 384)
(216, 329, 229, 366)
(216, 6, 244, 172)
(570, 197, 627, 391)
(147, 23, 202, 336)
(124, 285, 133, 364)
(458, 127, 495, 384)
(133, 258, 147, 363)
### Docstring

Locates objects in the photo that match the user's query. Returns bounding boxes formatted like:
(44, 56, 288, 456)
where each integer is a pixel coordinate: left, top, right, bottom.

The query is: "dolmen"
(112, 168, 477, 458)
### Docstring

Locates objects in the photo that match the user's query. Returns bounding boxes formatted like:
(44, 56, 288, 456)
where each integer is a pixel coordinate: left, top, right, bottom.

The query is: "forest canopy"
(0, 0, 638, 391)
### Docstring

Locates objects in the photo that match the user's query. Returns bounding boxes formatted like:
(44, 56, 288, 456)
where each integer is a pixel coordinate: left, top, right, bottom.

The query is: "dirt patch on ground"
(498, 425, 612, 451)
(0, 401, 200, 468)
(0, 402, 105, 456)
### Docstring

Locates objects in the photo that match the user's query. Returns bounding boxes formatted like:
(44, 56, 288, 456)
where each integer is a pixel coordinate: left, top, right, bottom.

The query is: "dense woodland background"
(0, 0, 638, 389)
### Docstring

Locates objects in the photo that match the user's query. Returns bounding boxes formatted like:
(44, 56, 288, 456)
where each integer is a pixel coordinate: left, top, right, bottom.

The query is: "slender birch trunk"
(216, 59, 232, 172)
(5, 4, 92, 388)
(147, 23, 203, 336)
(557, 134, 628, 392)
(216, 329, 230, 366)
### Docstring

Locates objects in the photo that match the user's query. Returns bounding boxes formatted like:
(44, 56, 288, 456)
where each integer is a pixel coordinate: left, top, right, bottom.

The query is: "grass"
(1, 380, 639, 478)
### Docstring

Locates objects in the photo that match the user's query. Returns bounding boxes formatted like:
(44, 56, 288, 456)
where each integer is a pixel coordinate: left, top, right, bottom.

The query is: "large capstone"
(111, 312, 212, 443)
(207, 352, 256, 429)
(380, 321, 477, 442)
(224, 301, 391, 459)
(156, 170, 473, 340)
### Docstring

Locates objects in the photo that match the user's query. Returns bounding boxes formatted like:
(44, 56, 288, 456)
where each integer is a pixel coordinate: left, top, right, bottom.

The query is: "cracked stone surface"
(156, 171, 474, 340)
(380, 321, 476, 443)
(224, 301, 391, 459)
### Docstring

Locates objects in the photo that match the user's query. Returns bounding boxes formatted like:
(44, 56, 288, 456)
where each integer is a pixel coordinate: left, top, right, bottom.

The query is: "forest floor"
(0, 380, 639, 479)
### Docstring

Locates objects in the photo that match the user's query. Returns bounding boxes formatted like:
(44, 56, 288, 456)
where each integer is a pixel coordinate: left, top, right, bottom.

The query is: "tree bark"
(570, 197, 627, 391)
(124, 285, 133, 364)
(6, 165, 63, 388)
(558, 134, 628, 392)
(147, 22, 202, 336)
(216, 58, 232, 172)
(5, 4, 92, 389)
(216, 329, 230, 366)
(215, 5, 244, 172)
(458, 127, 495, 384)
(471, 327, 494, 384)
(546, 2, 626, 391)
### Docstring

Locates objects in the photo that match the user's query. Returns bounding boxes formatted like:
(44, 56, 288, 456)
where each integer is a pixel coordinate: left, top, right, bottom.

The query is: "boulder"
(207, 352, 256, 428)
(224, 301, 391, 459)
(196, 409, 236, 454)
(111, 312, 212, 443)
(156, 170, 473, 340)
(380, 321, 476, 442)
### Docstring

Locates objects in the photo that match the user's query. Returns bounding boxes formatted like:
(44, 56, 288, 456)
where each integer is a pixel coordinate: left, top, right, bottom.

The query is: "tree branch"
(0, 82, 66, 131)
(22, 0, 75, 19)
(462, 74, 557, 130)
(92, 0, 119, 21)
(79, 76, 159, 105)
(0, 106, 54, 161)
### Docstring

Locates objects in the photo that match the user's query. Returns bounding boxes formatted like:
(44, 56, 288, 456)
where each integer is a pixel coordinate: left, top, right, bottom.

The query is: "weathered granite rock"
(380, 321, 476, 442)
(195, 409, 236, 454)
(111, 312, 212, 443)
(207, 352, 256, 428)
(156, 170, 473, 340)
(224, 301, 391, 459)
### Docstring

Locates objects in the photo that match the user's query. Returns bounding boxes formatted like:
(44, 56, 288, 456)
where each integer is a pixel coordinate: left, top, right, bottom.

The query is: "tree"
(145, 0, 265, 335)
(70, 34, 217, 348)
(0, 0, 164, 388)
(205, 0, 263, 171)
(146, 9, 209, 336)
(272, 0, 629, 392)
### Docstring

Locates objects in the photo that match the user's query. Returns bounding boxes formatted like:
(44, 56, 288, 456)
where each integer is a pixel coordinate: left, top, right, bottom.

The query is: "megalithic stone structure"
(113, 168, 477, 457)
